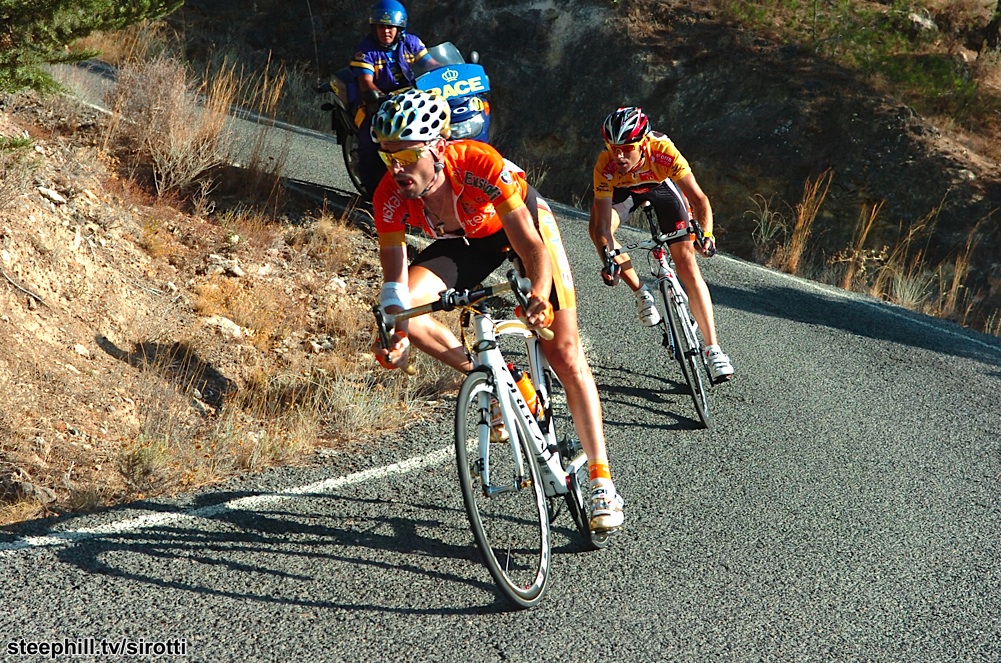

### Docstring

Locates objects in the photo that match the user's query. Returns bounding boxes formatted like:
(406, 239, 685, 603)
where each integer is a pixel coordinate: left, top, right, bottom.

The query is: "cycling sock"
(588, 460, 611, 482)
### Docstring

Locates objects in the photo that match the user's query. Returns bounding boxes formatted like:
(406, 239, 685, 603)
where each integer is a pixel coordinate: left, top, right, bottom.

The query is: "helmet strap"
(417, 161, 444, 198)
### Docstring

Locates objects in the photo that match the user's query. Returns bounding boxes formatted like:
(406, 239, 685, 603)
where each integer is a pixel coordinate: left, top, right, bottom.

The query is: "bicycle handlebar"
(603, 202, 710, 269)
(373, 270, 554, 372)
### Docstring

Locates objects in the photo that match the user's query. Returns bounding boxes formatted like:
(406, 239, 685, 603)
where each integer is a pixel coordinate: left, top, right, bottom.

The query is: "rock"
(201, 315, 250, 339)
(16, 481, 57, 504)
(73, 343, 91, 358)
(38, 186, 68, 205)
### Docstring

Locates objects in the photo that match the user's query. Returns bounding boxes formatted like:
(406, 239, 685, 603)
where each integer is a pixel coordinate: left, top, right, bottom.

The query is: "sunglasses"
(378, 142, 436, 168)
(605, 141, 640, 154)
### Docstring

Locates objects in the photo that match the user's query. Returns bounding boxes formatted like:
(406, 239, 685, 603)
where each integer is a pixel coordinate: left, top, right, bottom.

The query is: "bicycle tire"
(660, 282, 712, 429)
(454, 371, 550, 608)
(541, 370, 610, 551)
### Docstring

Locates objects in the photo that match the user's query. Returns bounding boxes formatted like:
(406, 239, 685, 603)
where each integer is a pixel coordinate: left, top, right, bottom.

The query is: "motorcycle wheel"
(341, 131, 367, 198)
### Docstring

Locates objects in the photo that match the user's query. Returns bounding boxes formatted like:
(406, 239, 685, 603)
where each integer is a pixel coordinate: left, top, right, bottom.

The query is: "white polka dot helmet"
(370, 89, 451, 142)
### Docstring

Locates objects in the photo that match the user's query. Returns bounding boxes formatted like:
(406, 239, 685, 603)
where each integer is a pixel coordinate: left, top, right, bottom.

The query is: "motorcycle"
(318, 41, 492, 198)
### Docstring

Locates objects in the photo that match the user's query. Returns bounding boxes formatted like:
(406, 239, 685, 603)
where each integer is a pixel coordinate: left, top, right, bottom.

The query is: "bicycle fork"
(469, 314, 569, 500)
(651, 247, 700, 361)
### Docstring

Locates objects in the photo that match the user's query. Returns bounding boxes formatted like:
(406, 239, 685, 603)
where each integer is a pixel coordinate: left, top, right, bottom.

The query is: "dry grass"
(782, 168, 833, 275)
(757, 172, 1000, 336)
(0, 134, 36, 210)
(746, 192, 789, 265)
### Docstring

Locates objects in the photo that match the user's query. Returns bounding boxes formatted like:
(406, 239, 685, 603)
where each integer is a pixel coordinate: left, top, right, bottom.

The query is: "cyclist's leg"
(531, 194, 623, 530)
(649, 181, 721, 347)
(405, 234, 508, 372)
(356, 114, 387, 198)
(667, 239, 718, 345)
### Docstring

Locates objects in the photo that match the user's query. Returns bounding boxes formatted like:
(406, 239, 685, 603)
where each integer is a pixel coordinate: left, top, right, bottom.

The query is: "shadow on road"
(711, 280, 1001, 368)
(42, 491, 524, 615)
(591, 363, 707, 432)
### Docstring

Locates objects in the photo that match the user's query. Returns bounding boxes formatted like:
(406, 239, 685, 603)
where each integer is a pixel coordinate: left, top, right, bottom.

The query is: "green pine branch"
(0, 0, 184, 93)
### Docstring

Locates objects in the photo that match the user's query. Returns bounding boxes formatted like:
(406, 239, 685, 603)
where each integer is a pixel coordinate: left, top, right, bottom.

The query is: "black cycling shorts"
(611, 179, 693, 244)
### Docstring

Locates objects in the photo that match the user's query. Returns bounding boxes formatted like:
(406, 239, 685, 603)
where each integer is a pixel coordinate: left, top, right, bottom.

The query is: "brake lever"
(601, 247, 621, 286)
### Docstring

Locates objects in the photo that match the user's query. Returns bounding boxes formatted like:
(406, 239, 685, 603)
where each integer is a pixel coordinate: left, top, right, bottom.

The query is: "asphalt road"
(3, 67, 1000, 661)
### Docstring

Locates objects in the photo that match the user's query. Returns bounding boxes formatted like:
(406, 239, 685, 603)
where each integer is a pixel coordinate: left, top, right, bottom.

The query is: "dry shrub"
(137, 215, 185, 261)
(193, 275, 306, 349)
(837, 201, 884, 290)
(0, 135, 37, 210)
(287, 214, 363, 274)
(215, 206, 279, 249)
(104, 55, 233, 197)
(72, 20, 173, 66)
(322, 296, 375, 351)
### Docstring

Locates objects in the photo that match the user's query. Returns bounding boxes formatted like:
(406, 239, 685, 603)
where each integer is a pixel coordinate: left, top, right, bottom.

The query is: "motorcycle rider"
(370, 89, 625, 534)
(350, 0, 429, 198)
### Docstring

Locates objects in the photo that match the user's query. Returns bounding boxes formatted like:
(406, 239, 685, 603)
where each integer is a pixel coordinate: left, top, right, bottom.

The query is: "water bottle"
(507, 363, 539, 416)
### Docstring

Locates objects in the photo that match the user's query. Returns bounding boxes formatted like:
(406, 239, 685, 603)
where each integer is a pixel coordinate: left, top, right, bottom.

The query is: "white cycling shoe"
(704, 344, 735, 383)
(635, 286, 661, 327)
(589, 480, 624, 533)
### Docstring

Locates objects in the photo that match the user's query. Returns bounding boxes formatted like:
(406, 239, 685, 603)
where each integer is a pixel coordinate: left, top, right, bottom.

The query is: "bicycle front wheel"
(660, 283, 712, 429)
(454, 371, 550, 608)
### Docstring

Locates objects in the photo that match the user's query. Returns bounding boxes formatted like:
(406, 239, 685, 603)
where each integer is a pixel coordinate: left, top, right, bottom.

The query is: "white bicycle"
(374, 269, 607, 609)
(604, 201, 714, 428)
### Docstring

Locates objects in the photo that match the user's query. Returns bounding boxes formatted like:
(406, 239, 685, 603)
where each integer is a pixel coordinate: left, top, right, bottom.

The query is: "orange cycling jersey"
(592, 131, 692, 199)
(374, 140, 529, 247)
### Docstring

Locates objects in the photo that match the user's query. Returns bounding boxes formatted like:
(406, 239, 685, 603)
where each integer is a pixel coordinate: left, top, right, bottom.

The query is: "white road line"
(0, 447, 455, 555)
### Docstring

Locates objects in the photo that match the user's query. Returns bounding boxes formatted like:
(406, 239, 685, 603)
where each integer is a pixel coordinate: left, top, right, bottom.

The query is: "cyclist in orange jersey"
(591, 106, 734, 383)
(371, 89, 623, 533)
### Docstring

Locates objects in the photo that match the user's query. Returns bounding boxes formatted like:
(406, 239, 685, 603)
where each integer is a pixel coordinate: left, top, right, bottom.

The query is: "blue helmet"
(370, 0, 407, 29)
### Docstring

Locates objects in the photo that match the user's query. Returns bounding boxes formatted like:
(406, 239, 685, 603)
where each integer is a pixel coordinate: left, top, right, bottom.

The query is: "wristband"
(380, 281, 410, 311)
(702, 231, 715, 240)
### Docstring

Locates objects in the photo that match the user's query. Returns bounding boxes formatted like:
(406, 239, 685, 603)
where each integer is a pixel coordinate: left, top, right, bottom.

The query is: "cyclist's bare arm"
(500, 205, 553, 327)
(376, 243, 411, 368)
(675, 173, 716, 257)
(591, 197, 617, 251)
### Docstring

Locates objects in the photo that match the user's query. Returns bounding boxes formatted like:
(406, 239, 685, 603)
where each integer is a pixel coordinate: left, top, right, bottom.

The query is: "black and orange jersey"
(374, 140, 530, 248)
(592, 131, 692, 199)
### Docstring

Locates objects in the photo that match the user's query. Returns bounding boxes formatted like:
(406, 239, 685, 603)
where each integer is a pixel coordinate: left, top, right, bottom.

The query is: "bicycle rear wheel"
(660, 283, 712, 429)
(454, 371, 550, 608)
(545, 370, 610, 550)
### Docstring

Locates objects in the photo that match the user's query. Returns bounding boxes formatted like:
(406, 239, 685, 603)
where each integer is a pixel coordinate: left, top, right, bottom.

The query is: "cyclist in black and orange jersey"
(590, 106, 734, 383)
(370, 89, 623, 533)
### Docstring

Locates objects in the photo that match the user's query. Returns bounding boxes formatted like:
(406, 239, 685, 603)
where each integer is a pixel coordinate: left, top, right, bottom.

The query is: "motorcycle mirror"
(469, 50, 480, 64)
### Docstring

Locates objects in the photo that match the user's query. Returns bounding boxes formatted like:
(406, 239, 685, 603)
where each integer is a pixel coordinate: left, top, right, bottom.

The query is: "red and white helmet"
(601, 107, 650, 145)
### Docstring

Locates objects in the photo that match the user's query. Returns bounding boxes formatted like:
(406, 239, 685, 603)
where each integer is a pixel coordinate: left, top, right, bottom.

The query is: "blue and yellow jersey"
(350, 34, 428, 92)
(592, 131, 692, 199)
(374, 141, 529, 247)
